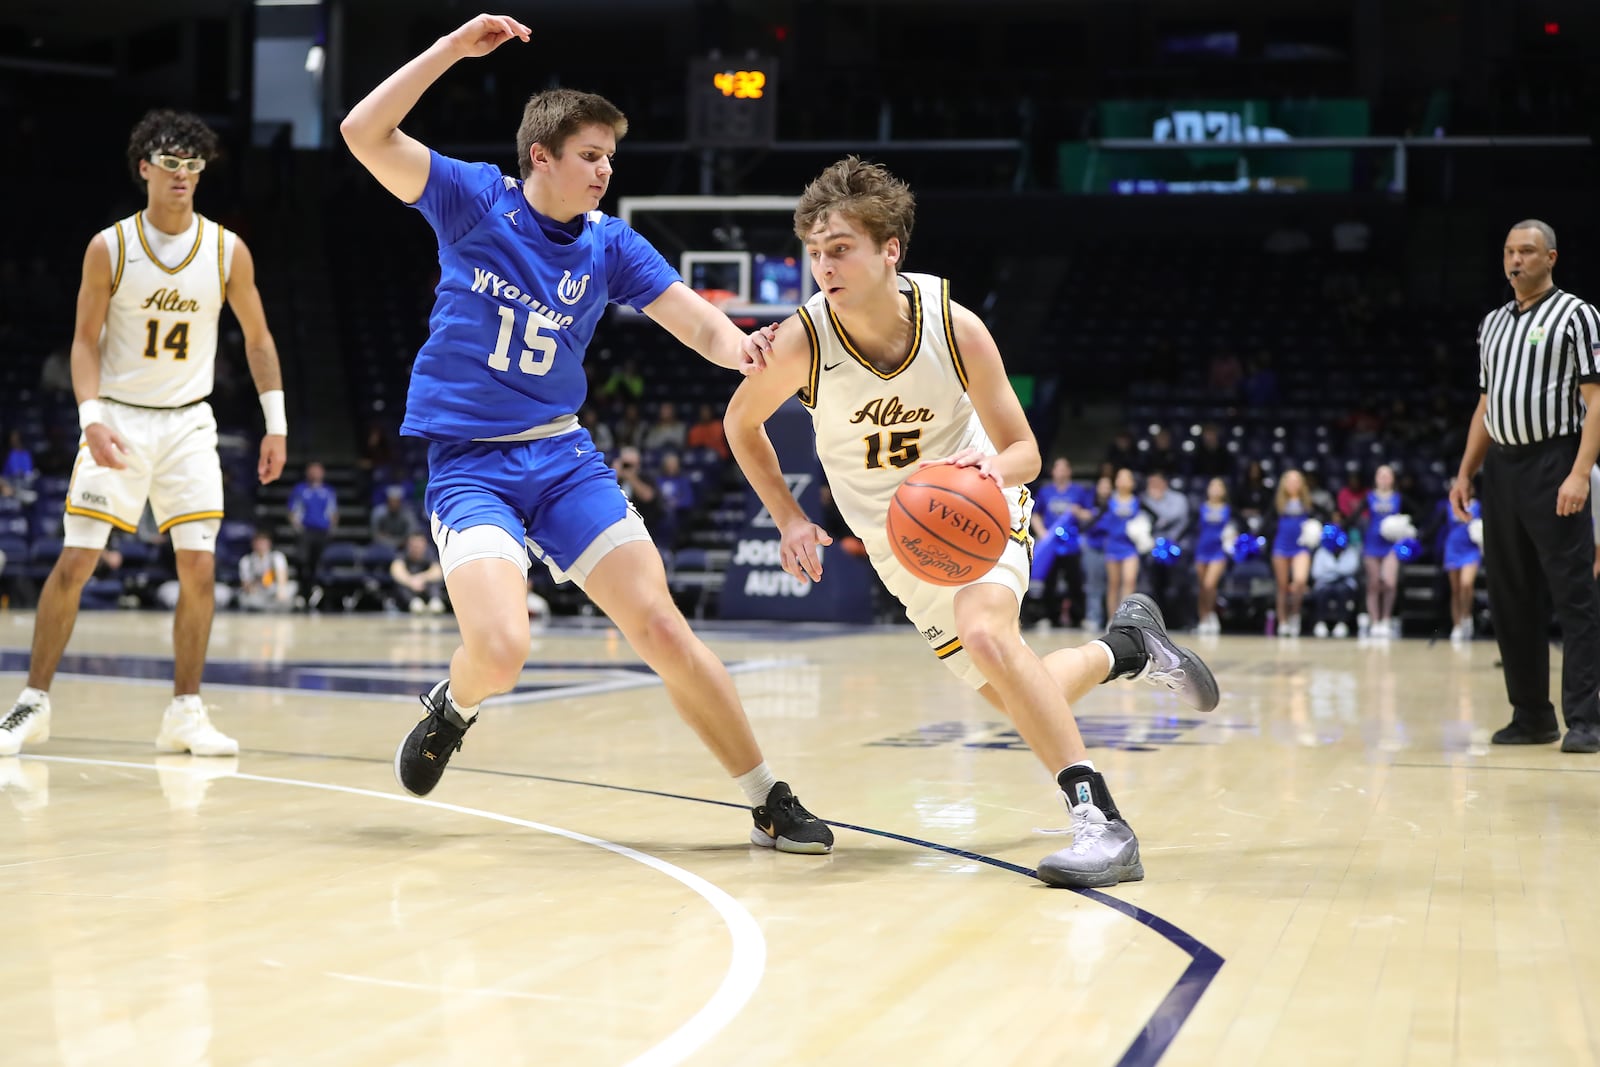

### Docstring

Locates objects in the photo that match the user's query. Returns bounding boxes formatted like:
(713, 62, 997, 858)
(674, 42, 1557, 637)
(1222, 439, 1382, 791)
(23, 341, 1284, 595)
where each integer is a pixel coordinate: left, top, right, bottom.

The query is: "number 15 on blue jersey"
(489, 305, 558, 377)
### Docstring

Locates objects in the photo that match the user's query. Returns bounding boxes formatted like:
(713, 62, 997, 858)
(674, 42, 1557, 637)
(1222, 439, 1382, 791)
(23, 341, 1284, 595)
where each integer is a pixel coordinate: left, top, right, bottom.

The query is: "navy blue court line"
(52, 735, 1223, 1067)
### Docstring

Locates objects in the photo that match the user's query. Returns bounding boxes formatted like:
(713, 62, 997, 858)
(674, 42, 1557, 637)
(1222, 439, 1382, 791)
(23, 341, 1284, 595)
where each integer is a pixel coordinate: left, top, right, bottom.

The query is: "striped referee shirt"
(1477, 288, 1600, 445)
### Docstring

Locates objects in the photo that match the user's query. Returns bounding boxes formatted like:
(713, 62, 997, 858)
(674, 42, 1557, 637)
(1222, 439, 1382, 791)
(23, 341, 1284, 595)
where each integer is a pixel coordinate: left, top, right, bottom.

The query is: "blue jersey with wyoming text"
(401, 151, 680, 442)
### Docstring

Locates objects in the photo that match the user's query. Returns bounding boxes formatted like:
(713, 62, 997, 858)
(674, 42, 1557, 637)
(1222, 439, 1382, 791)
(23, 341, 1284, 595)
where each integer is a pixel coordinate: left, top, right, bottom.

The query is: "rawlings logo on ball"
(893, 535, 975, 581)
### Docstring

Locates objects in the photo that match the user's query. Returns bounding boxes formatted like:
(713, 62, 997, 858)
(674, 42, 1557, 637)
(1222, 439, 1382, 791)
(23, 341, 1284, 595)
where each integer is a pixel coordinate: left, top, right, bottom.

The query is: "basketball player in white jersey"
(0, 109, 288, 757)
(726, 157, 1220, 888)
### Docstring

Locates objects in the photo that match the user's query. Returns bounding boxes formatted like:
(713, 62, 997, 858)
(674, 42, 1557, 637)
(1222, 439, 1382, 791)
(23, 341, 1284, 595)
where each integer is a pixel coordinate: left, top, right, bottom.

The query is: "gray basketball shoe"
(1110, 594, 1220, 712)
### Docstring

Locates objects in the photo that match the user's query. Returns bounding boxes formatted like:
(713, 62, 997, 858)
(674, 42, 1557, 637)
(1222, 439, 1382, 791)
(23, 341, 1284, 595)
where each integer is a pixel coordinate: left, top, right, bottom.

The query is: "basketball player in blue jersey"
(726, 157, 1219, 888)
(339, 13, 831, 854)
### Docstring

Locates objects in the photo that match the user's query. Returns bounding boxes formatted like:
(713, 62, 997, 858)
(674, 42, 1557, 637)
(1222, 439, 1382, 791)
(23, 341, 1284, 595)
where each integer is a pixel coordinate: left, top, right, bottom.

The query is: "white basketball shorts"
(66, 400, 223, 536)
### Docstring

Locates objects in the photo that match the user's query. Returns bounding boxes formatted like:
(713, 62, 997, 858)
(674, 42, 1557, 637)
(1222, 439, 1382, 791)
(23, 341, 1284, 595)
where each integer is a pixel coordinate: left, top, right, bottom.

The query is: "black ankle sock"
(1098, 627, 1147, 682)
(1056, 765, 1122, 820)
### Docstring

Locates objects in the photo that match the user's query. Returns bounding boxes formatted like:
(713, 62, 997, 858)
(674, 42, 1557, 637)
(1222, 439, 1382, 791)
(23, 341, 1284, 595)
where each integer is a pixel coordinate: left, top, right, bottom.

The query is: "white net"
(617, 195, 812, 321)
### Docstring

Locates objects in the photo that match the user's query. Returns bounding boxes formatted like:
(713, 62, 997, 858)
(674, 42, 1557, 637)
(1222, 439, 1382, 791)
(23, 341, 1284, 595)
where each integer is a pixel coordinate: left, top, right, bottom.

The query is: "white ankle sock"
(170, 693, 204, 712)
(735, 761, 778, 807)
(444, 685, 480, 722)
(18, 686, 49, 710)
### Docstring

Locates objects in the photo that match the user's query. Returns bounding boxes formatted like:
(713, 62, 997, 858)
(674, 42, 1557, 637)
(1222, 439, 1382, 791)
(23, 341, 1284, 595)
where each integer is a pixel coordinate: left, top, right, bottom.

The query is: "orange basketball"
(887, 464, 1011, 586)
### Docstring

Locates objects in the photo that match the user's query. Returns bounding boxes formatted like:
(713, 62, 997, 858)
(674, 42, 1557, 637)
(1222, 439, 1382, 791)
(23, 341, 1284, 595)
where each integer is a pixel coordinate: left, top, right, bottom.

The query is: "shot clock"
(687, 56, 778, 147)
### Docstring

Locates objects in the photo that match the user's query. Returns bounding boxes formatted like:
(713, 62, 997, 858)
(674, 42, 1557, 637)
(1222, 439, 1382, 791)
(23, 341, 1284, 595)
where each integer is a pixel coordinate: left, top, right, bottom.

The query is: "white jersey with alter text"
(796, 271, 1030, 562)
(98, 211, 235, 407)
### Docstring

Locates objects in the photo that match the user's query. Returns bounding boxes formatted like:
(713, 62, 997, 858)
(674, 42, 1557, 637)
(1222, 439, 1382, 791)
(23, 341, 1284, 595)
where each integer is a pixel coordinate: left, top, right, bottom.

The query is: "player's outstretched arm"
(724, 317, 832, 582)
(642, 282, 772, 373)
(226, 238, 288, 484)
(340, 13, 530, 203)
(948, 302, 1041, 488)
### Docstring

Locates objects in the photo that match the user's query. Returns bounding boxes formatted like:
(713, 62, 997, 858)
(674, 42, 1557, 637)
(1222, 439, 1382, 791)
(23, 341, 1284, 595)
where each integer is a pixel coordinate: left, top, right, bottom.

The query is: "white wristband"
(259, 390, 288, 436)
(79, 398, 106, 431)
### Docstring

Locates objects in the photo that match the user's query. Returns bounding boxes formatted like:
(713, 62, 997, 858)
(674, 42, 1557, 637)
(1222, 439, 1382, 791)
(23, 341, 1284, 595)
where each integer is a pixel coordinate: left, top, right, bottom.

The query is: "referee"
(1452, 219, 1600, 753)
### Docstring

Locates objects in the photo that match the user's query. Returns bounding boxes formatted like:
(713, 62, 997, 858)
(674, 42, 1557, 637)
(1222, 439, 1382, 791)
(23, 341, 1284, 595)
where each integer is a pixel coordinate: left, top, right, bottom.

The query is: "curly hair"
(793, 156, 916, 263)
(126, 109, 220, 184)
(515, 89, 628, 179)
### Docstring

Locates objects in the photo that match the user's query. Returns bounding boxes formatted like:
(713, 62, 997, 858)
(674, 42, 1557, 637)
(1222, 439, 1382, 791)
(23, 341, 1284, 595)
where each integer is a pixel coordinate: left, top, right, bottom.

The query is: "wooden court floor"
(2, 609, 1598, 1067)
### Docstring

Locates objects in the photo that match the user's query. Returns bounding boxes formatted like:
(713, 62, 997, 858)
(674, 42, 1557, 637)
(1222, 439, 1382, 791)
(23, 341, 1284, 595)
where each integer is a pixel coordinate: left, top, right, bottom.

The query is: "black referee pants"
(1481, 435, 1600, 730)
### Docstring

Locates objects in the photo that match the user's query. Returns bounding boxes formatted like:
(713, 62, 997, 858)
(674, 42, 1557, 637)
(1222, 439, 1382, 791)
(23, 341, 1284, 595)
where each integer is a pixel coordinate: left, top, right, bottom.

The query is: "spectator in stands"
(371, 484, 421, 548)
(1336, 470, 1366, 522)
(612, 445, 661, 532)
(1193, 478, 1232, 635)
(237, 530, 294, 612)
(612, 402, 645, 450)
(1308, 526, 1361, 638)
(1207, 351, 1243, 398)
(599, 357, 645, 405)
(288, 461, 338, 610)
(578, 404, 615, 456)
(1146, 430, 1178, 476)
(642, 401, 687, 452)
(1141, 470, 1191, 626)
(1104, 430, 1138, 474)
(358, 422, 397, 479)
(1236, 460, 1271, 525)
(1078, 474, 1112, 631)
(1191, 425, 1231, 481)
(390, 532, 445, 615)
(2, 431, 35, 488)
(653, 450, 696, 549)
(1269, 468, 1318, 637)
(1241, 356, 1279, 407)
(687, 402, 729, 460)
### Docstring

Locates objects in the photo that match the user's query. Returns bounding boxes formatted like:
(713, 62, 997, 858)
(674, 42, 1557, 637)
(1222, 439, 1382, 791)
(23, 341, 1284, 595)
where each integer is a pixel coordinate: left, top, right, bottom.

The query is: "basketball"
(887, 464, 1011, 586)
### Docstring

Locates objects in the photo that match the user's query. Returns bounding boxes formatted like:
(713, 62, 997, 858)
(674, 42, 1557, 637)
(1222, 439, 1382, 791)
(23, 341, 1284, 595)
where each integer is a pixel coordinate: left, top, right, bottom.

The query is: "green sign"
(1060, 99, 1371, 194)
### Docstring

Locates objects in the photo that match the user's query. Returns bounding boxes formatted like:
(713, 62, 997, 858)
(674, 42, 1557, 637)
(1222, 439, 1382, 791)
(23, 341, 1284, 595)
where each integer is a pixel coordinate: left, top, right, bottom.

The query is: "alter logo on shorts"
(79, 490, 109, 508)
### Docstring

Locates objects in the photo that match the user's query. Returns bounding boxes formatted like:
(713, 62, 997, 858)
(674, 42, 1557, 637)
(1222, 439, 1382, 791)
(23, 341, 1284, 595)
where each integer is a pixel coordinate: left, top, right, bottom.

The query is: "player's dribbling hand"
(780, 521, 833, 584)
(84, 423, 130, 471)
(739, 323, 778, 376)
(444, 14, 531, 58)
(919, 449, 1006, 488)
(1448, 477, 1473, 522)
(259, 434, 287, 485)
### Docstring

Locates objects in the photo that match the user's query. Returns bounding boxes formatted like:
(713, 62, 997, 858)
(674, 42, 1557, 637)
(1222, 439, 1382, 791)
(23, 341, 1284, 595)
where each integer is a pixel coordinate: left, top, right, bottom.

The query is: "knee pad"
(169, 518, 221, 553)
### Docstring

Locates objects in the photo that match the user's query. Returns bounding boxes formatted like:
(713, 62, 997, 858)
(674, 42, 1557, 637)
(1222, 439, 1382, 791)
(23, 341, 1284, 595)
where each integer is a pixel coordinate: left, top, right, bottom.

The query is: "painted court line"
(24, 754, 766, 1067)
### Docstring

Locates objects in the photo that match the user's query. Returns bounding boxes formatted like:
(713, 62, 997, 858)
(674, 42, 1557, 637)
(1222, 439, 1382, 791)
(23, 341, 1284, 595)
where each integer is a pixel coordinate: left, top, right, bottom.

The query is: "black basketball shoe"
(1110, 594, 1220, 713)
(750, 781, 834, 854)
(394, 679, 474, 797)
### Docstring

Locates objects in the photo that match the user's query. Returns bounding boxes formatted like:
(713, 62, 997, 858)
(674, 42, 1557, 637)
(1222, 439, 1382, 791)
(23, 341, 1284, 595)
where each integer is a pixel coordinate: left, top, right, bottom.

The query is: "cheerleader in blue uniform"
(1193, 478, 1232, 635)
(1100, 468, 1145, 627)
(1270, 469, 1317, 636)
(1442, 476, 1482, 642)
(1354, 464, 1404, 638)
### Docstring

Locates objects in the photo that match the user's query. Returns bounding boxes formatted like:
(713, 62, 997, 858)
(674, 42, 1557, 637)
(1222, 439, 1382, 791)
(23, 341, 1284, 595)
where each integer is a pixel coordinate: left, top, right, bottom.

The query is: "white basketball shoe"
(156, 697, 239, 757)
(0, 693, 51, 756)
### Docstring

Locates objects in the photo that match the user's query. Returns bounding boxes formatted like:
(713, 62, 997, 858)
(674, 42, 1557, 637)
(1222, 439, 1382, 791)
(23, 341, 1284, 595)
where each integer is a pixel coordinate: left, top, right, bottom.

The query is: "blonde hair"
(1275, 469, 1309, 512)
(794, 156, 915, 260)
(515, 88, 628, 179)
